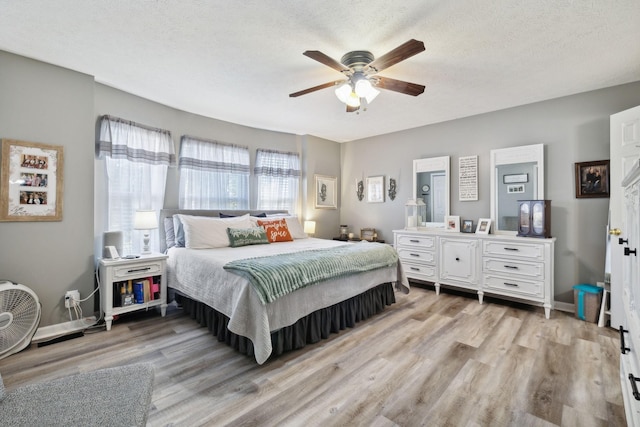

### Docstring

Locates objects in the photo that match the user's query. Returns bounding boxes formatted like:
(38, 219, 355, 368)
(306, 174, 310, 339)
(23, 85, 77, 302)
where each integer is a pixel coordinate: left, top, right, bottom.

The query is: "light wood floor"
(0, 285, 625, 426)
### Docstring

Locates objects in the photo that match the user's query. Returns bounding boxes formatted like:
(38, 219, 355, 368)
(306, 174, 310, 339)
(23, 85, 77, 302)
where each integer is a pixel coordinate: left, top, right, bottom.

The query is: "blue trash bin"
(573, 284, 603, 322)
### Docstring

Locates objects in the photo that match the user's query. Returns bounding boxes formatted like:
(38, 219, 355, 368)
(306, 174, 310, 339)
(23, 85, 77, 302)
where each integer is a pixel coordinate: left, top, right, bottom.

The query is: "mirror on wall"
(413, 156, 450, 228)
(490, 144, 544, 234)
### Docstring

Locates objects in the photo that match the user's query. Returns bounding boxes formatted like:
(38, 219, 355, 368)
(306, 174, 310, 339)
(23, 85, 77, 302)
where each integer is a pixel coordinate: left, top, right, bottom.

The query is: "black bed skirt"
(176, 282, 396, 361)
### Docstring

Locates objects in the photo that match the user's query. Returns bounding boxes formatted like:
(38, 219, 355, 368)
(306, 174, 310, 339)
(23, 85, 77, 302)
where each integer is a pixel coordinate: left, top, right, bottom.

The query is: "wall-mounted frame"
(445, 215, 460, 232)
(575, 160, 610, 198)
(476, 218, 492, 234)
(0, 139, 64, 221)
(507, 184, 525, 194)
(366, 175, 385, 203)
(360, 228, 376, 241)
(314, 175, 337, 209)
(503, 173, 528, 184)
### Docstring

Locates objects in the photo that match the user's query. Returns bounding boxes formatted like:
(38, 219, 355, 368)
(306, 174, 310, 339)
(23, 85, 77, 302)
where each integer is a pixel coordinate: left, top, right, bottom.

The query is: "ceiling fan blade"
(365, 39, 425, 73)
(303, 51, 350, 73)
(289, 80, 345, 97)
(374, 76, 425, 96)
(346, 104, 360, 113)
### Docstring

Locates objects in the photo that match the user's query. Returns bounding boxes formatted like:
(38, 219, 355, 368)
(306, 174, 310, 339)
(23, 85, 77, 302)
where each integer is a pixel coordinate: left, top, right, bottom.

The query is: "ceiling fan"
(289, 39, 426, 113)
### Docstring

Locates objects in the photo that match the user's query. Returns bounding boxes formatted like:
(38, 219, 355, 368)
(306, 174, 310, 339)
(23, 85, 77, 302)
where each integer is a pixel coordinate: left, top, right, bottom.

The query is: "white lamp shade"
(365, 87, 380, 104)
(303, 220, 316, 234)
(134, 210, 158, 230)
(345, 91, 361, 108)
(335, 83, 351, 103)
(354, 78, 372, 98)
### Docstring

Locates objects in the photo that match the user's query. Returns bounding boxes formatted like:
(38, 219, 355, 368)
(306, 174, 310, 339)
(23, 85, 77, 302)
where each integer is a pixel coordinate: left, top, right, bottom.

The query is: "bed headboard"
(159, 209, 289, 253)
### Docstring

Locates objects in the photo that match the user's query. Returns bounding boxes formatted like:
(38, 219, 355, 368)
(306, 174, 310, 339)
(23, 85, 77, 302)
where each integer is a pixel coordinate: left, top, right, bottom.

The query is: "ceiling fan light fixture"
(354, 78, 373, 98)
(365, 87, 380, 104)
(346, 91, 361, 108)
(335, 83, 351, 103)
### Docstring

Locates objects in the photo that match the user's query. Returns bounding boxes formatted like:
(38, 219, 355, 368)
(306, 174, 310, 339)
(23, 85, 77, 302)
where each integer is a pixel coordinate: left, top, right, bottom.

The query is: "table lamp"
(134, 210, 158, 254)
(304, 220, 316, 237)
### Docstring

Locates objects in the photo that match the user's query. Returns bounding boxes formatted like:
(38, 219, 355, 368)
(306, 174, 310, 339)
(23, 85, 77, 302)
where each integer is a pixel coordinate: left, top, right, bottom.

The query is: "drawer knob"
(410, 253, 420, 257)
(409, 239, 420, 243)
(410, 267, 420, 271)
(504, 265, 518, 269)
(504, 247, 519, 251)
(455, 257, 460, 261)
(504, 282, 519, 287)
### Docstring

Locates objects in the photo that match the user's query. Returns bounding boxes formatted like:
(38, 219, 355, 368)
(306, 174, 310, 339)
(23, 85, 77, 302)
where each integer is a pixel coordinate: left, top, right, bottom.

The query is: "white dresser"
(394, 229, 555, 318)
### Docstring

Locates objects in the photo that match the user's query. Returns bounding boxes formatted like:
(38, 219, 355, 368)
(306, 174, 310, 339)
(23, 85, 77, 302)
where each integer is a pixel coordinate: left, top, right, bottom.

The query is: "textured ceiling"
(1, 1, 639, 142)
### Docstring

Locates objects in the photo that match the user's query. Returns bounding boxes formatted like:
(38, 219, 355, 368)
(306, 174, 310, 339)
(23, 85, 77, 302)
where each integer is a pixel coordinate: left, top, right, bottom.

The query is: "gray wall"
(3, 48, 639, 327)
(0, 51, 95, 326)
(341, 81, 640, 302)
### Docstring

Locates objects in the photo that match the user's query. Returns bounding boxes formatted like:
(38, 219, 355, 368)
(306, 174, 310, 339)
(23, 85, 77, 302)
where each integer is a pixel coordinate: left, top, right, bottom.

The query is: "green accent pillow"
(227, 226, 270, 247)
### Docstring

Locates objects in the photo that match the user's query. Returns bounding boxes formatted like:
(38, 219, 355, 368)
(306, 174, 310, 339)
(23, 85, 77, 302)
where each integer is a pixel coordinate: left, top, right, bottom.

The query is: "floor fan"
(0, 281, 41, 360)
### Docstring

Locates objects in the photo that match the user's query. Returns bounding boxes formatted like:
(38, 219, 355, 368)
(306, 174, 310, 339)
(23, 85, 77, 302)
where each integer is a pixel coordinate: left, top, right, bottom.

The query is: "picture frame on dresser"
(445, 215, 460, 232)
(461, 220, 474, 233)
(476, 218, 492, 234)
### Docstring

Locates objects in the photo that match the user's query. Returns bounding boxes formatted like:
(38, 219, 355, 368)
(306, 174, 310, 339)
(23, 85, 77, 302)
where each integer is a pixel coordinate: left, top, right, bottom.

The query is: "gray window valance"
(98, 115, 176, 167)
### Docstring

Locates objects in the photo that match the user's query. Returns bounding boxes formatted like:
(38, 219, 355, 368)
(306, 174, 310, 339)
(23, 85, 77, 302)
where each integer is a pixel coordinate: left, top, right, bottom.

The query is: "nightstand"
(98, 253, 168, 331)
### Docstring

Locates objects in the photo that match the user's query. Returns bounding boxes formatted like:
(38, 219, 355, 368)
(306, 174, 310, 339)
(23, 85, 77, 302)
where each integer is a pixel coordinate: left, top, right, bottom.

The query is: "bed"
(160, 209, 409, 364)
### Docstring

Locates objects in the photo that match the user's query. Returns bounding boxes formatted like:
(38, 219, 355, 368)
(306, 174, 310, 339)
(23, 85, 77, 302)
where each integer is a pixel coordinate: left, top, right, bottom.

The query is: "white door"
(610, 105, 640, 328)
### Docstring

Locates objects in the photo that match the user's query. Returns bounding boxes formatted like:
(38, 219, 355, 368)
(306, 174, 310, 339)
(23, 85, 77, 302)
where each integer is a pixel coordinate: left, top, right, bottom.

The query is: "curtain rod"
(101, 114, 171, 135)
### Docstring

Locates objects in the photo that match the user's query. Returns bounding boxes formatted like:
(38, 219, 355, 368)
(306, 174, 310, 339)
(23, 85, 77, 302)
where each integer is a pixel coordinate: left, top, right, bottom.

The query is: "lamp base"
(141, 232, 151, 255)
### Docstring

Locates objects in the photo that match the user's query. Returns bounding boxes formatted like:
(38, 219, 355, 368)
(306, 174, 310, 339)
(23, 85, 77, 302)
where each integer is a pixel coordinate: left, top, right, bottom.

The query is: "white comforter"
(167, 238, 409, 364)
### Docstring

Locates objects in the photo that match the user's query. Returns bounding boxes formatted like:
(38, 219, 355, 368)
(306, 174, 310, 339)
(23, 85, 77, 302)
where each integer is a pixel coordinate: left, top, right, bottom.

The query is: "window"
(255, 149, 300, 214)
(98, 115, 175, 254)
(178, 136, 249, 209)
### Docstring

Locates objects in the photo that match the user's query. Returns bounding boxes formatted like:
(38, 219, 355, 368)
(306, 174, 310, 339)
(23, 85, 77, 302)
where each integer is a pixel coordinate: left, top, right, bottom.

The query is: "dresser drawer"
(112, 261, 164, 280)
(483, 258, 544, 280)
(483, 274, 544, 299)
(483, 240, 544, 261)
(401, 260, 437, 282)
(396, 234, 436, 249)
(397, 247, 435, 265)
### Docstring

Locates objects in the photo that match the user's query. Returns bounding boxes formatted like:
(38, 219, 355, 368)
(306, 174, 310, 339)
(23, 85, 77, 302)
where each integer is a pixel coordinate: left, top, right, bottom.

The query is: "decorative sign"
(459, 155, 478, 201)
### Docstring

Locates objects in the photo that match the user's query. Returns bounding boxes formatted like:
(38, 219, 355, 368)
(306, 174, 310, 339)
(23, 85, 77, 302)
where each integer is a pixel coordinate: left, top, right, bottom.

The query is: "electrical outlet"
(64, 290, 80, 308)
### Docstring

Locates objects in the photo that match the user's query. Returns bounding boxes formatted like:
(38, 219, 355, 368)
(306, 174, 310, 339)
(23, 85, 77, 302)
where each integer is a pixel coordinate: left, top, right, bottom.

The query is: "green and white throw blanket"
(223, 242, 398, 304)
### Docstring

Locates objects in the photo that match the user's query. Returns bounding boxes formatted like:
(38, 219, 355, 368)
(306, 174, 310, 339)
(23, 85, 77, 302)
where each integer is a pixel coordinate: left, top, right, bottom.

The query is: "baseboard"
(554, 301, 574, 313)
(32, 316, 97, 343)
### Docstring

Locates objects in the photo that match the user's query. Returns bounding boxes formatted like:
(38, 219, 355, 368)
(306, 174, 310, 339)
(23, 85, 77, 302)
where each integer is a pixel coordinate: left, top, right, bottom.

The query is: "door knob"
(610, 228, 622, 236)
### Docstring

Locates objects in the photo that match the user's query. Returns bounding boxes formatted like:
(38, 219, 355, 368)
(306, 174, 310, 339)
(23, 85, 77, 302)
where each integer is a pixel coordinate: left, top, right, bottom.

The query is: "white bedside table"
(98, 253, 168, 331)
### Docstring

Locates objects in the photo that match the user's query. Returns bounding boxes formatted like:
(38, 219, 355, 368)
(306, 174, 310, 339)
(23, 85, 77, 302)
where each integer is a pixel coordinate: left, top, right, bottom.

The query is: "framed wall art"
(575, 160, 610, 198)
(314, 174, 337, 209)
(0, 139, 64, 221)
(461, 219, 474, 233)
(366, 175, 385, 203)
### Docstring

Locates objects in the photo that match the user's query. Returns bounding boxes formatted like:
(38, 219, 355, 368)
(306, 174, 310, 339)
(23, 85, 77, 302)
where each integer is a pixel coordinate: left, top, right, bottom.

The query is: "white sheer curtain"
(99, 115, 175, 255)
(178, 136, 249, 209)
(255, 149, 300, 214)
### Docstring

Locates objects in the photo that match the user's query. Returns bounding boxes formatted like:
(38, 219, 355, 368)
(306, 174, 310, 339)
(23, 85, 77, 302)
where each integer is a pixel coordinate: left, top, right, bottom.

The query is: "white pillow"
(177, 214, 252, 248)
(265, 214, 307, 239)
